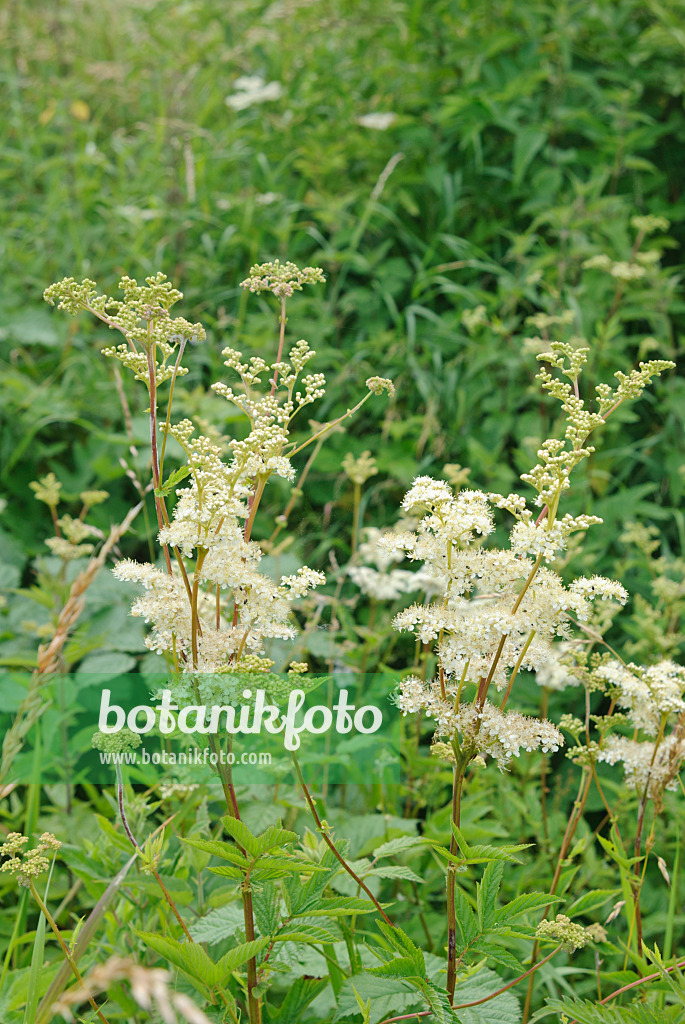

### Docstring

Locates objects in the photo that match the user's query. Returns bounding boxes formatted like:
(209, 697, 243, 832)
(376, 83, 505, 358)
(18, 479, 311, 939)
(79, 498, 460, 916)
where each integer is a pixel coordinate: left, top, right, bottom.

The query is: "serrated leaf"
(253, 881, 282, 937)
(567, 889, 619, 917)
(451, 825, 532, 865)
(369, 955, 424, 981)
(470, 941, 524, 974)
(291, 896, 381, 917)
(372, 836, 431, 858)
(452, 967, 521, 1024)
(494, 892, 560, 923)
(335, 975, 418, 1023)
(416, 978, 464, 1023)
(273, 924, 339, 944)
(367, 863, 425, 883)
(254, 823, 298, 855)
(221, 815, 261, 857)
(529, 998, 679, 1024)
(189, 904, 244, 945)
(154, 464, 191, 497)
(477, 861, 504, 930)
(454, 886, 478, 946)
(183, 836, 250, 868)
(215, 937, 270, 975)
(377, 921, 426, 977)
(271, 977, 329, 1024)
(135, 931, 214, 996)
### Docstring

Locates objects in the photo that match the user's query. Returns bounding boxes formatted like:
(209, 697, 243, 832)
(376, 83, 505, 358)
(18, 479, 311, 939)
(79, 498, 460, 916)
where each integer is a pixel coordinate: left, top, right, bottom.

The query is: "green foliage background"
(2, 1, 685, 1021)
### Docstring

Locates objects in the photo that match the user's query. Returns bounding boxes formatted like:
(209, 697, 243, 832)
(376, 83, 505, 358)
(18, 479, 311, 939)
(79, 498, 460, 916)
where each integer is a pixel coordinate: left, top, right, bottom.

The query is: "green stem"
(446, 763, 464, 1001)
(291, 753, 394, 926)
(29, 882, 111, 1024)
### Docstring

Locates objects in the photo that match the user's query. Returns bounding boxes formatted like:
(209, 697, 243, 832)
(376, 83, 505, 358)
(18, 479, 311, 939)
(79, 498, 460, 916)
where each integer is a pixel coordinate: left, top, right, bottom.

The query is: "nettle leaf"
(189, 904, 244, 945)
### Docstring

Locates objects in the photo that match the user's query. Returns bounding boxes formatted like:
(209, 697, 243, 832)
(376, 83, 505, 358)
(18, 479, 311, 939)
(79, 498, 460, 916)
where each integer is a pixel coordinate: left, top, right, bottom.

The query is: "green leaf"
(273, 924, 340, 944)
(494, 892, 560, 923)
(253, 823, 298, 855)
(271, 977, 329, 1024)
(221, 814, 262, 857)
(182, 836, 250, 868)
(452, 967, 521, 1024)
(24, 862, 55, 1024)
(454, 886, 478, 946)
(366, 863, 425, 883)
(189, 904, 244, 945)
(372, 836, 431, 858)
(377, 921, 426, 977)
(369, 955, 424, 981)
(253, 881, 282, 937)
(477, 861, 504, 931)
(416, 978, 465, 1023)
(154, 464, 191, 497)
(513, 128, 547, 186)
(470, 941, 524, 975)
(214, 937, 270, 975)
(335, 976, 418, 1023)
(529, 998, 682, 1024)
(567, 890, 619, 917)
(291, 896, 381, 917)
(135, 931, 214, 997)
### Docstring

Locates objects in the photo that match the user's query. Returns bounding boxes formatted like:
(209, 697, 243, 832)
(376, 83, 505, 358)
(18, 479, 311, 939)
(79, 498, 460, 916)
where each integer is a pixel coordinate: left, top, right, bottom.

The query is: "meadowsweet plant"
(386, 343, 673, 1002)
(38, 268, 685, 1023)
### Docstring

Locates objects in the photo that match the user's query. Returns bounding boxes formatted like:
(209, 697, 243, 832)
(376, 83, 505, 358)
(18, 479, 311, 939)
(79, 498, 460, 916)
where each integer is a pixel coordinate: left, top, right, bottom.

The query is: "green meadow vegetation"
(1, 1, 685, 1021)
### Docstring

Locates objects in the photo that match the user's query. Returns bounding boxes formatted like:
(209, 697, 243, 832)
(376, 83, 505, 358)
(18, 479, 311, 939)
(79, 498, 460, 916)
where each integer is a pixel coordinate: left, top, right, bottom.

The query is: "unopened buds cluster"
(0, 832, 61, 887)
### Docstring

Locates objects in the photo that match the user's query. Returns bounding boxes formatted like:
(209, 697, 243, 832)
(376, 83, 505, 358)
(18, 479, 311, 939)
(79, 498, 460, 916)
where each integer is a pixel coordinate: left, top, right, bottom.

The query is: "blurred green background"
(1, 0, 685, 666)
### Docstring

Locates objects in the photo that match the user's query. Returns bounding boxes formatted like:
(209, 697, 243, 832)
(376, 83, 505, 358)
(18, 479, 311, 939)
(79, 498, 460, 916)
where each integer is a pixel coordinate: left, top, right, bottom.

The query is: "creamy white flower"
(357, 112, 397, 130)
(347, 566, 416, 600)
(596, 660, 685, 734)
(598, 734, 685, 797)
(226, 76, 283, 111)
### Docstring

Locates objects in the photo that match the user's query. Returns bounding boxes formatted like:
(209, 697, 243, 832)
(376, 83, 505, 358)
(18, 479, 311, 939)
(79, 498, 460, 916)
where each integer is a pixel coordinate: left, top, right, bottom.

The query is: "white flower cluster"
(389, 478, 624, 692)
(395, 677, 563, 768)
(535, 643, 583, 692)
(597, 734, 685, 798)
(596, 659, 685, 734)
(347, 526, 445, 602)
